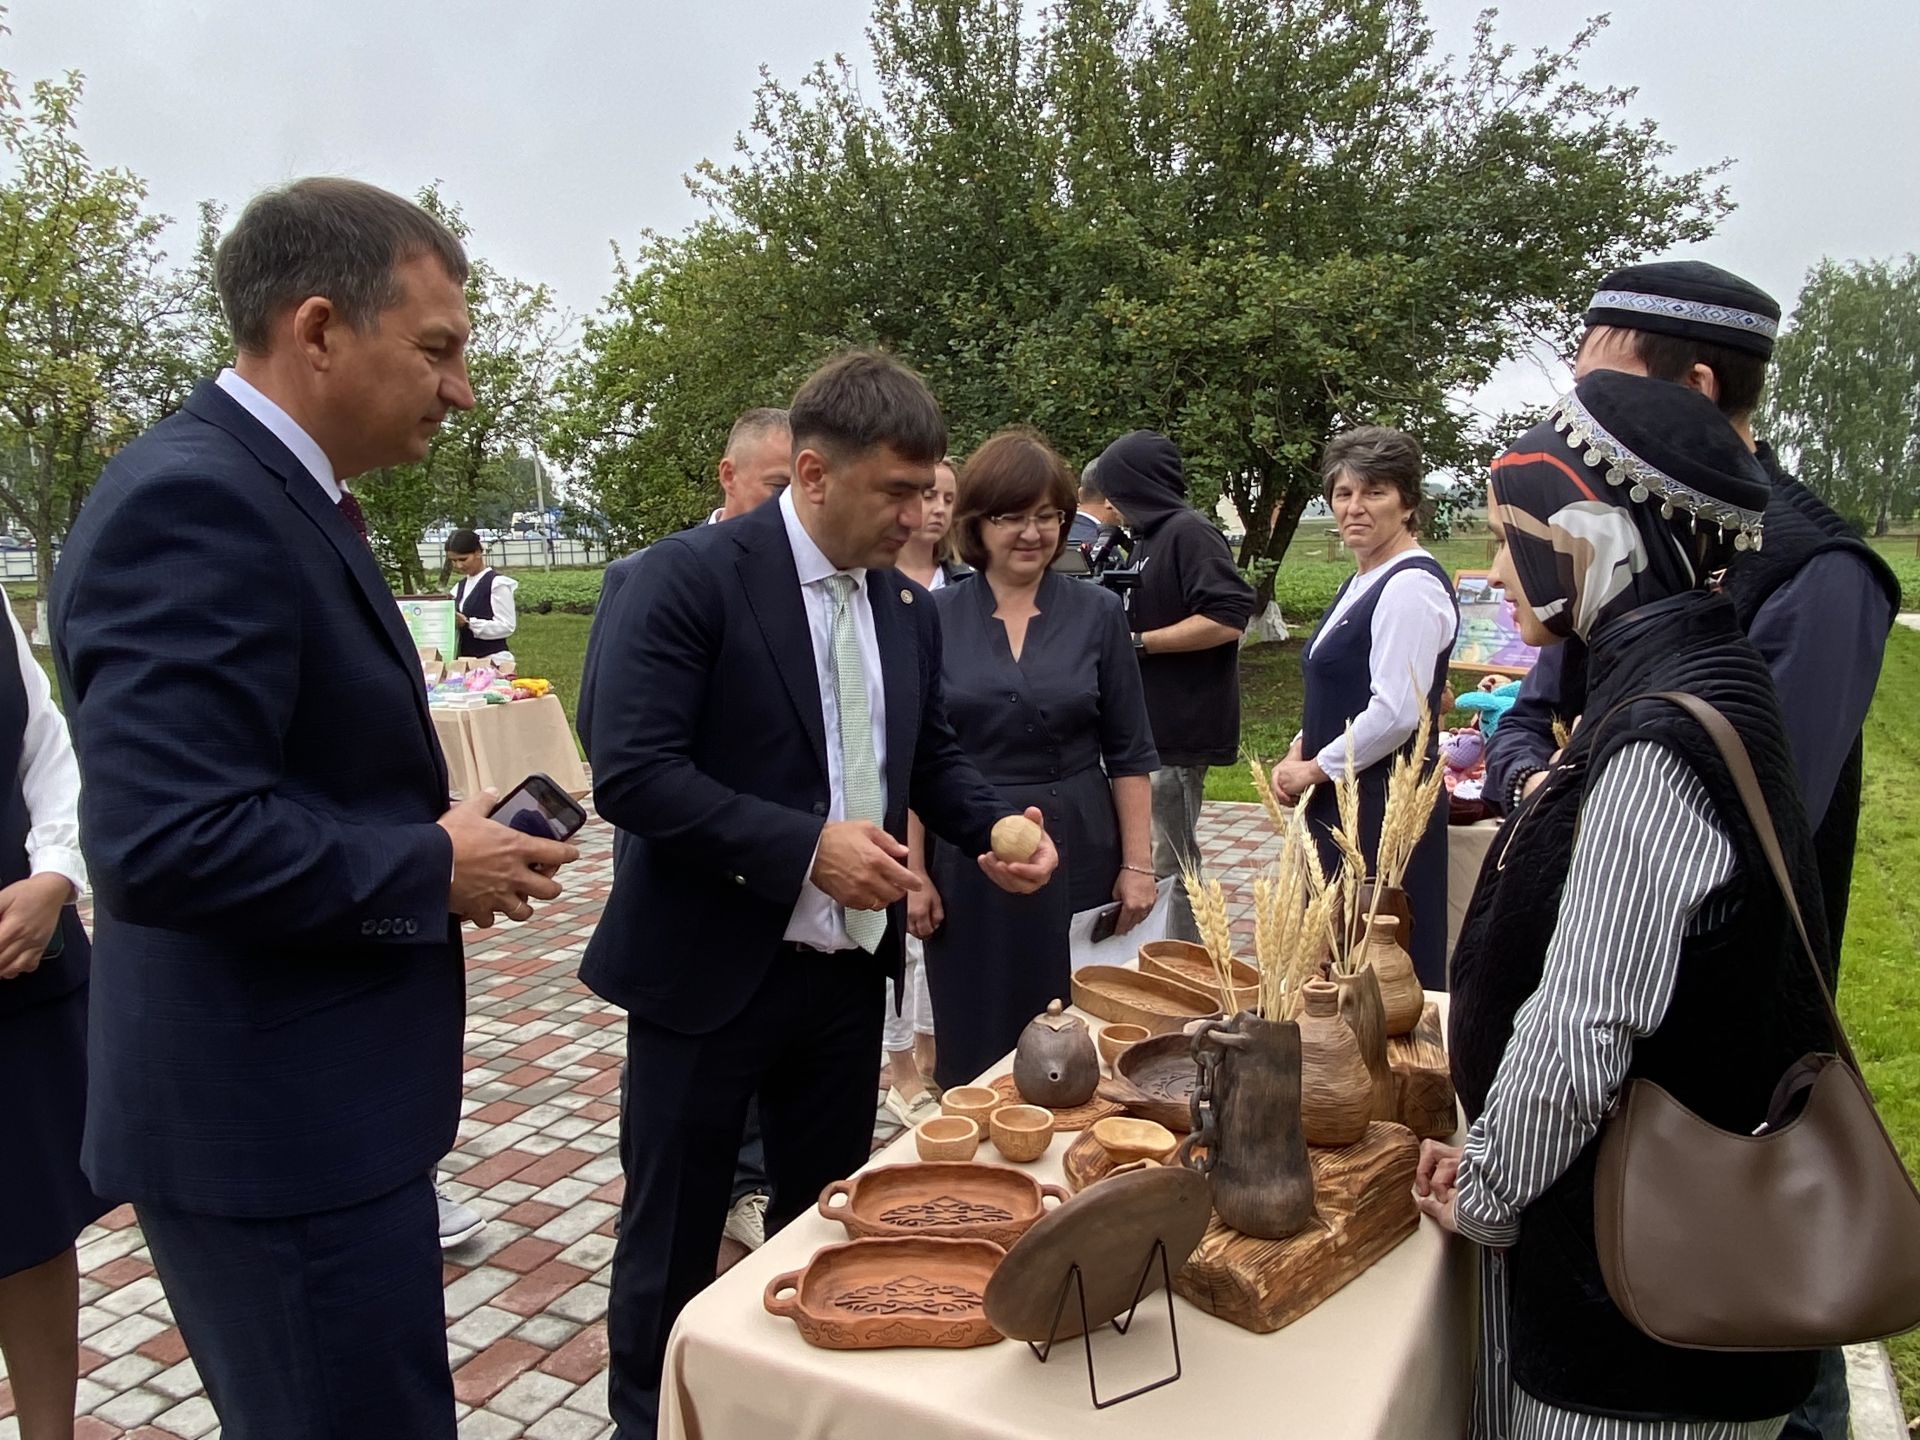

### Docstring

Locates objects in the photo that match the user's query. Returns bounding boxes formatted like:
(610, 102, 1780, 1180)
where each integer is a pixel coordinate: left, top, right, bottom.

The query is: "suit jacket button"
(376, 919, 393, 935)
(733, 874, 746, 886)
(405, 919, 419, 936)
(812, 801, 827, 816)
(360, 920, 376, 937)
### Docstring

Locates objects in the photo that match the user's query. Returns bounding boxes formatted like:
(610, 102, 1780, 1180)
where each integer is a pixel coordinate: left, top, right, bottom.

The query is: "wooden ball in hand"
(991, 815, 1042, 863)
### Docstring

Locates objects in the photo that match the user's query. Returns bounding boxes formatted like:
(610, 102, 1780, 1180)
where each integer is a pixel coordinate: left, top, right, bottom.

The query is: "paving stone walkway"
(0, 800, 1279, 1440)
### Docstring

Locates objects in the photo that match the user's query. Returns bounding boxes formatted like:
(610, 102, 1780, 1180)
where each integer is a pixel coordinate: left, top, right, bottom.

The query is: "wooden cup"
(914, 1115, 982, 1162)
(941, 1085, 1001, 1129)
(1096, 1023, 1151, 1071)
(989, 1104, 1055, 1163)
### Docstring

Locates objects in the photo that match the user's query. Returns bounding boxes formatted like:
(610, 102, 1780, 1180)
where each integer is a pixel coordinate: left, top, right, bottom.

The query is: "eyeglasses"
(986, 510, 1067, 532)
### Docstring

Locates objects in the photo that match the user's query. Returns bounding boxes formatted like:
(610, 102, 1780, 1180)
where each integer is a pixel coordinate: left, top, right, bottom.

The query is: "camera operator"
(1091, 431, 1255, 943)
(1077, 460, 1133, 576)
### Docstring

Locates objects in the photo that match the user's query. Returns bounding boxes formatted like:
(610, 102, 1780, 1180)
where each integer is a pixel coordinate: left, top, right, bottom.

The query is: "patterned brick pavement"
(0, 800, 1279, 1440)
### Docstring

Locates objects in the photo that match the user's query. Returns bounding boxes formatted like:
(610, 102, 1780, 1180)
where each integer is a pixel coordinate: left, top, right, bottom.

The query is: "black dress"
(923, 572, 1159, 1089)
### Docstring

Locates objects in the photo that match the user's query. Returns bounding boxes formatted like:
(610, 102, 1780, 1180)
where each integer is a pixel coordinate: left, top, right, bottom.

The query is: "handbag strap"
(1578, 689, 1858, 1072)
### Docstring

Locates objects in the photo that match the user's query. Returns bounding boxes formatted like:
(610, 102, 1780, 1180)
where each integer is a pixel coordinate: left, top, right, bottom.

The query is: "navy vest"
(455, 569, 496, 659)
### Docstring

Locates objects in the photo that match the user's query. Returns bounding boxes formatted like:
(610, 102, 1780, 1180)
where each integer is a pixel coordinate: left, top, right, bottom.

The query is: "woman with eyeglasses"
(913, 429, 1159, 1090)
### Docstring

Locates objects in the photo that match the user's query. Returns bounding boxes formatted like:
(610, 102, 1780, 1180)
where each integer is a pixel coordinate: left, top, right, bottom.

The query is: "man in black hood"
(1092, 431, 1256, 942)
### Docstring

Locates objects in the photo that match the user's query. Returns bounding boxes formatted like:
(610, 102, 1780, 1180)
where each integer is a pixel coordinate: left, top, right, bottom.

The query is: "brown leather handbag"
(1589, 691, 1920, 1351)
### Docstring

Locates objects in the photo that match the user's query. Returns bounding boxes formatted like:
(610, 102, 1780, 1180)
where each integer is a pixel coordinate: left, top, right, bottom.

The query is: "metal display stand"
(1026, 1238, 1181, 1409)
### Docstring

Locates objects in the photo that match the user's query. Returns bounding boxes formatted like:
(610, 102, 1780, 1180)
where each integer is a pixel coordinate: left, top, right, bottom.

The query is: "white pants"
(883, 935, 936, 1053)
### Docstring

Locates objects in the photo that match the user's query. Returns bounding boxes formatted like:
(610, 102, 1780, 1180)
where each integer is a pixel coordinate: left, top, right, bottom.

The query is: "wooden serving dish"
(1138, 940, 1259, 1013)
(1387, 1001, 1458, 1140)
(765, 1236, 1006, 1350)
(987, 1072, 1123, 1132)
(817, 1162, 1070, 1249)
(1096, 1030, 1201, 1132)
(1070, 965, 1221, 1035)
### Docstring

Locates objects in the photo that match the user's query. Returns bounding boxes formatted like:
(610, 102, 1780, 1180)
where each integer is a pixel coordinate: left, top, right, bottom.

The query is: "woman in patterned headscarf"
(1418, 371, 1841, 1440)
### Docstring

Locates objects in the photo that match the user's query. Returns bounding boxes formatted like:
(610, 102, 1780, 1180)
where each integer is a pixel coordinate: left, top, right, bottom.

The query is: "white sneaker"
(435, 1184, 486, 1250)
(722, 1191, 768, 1250)
(883, 1084, 940, 1130)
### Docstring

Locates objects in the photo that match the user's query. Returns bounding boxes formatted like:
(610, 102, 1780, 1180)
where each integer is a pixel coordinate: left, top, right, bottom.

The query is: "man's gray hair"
(725, 406, 791, 459)
(1078, 458, 1105, 499)
(215, 177, 470, 354)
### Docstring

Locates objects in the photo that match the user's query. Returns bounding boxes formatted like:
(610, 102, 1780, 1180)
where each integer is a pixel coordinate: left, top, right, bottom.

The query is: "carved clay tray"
(817, 1161, 1071, 1248)
(987, 1072, 1124, 1132)
(765, 1236, 1007, 1350)
(1070, 965, 1221, 1035)
(1137, 940, 1259, 1013)
(1096, 1031, 1201, 1132)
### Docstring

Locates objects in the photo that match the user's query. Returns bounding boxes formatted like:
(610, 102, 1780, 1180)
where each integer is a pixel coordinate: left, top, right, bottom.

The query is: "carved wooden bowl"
(817, 1161, 1071, 1249)
(1097, 1030, 1203, 1132)
(765, 1236, 1007, 1350)
(1070, 965, 1221, 1035)
(1137, 940, 1259, 1013)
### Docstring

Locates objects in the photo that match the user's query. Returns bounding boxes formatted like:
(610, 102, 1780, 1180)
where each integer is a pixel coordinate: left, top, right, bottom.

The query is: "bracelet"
(1122, 864, 1155, 876)
(1508, 766, 1544, 813)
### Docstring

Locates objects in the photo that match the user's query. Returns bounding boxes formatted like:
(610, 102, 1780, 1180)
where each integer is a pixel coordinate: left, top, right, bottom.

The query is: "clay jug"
(1295, 979, 1373, 1147)
(1179, 1011, 1316, 1239)
(1359, 914, 1424, 1038)
(1013, 999, 1100, 1108)
(1354, 880, 1413, 953)
(1334, 967, 1397, 1123)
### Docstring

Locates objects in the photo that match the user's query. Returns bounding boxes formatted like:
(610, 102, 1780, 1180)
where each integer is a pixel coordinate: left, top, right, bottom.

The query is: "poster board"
(1450, 570, 1538, 674)
(396, 595, 458, 659)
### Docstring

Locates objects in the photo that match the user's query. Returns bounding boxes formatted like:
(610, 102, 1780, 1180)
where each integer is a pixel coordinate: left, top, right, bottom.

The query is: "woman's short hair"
(446, 528, 483, 556)
(1320, 426, 1425, 534)
(951, 429, 1077, 570)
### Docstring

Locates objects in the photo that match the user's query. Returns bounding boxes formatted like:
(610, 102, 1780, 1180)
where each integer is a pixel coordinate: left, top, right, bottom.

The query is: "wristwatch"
(1130, 632, 1146, 653)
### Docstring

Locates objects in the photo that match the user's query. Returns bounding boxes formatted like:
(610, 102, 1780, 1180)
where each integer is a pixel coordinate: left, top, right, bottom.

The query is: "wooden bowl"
(1138, 940, 1259, 1012)
(765, 1236, 1006, 1350)
(818, 1161, 1070, 1248)
(940, 1085, 1001, 1128)
(1096, 1023, 1150, 1070)
(915, 1115, 980, 1162)
(1090, 1116, 1178, 1166)
(1096, 1030, 1202, 1132)
(1070, 965, 1221, 1035)
(989, 1104, 1055, 1163)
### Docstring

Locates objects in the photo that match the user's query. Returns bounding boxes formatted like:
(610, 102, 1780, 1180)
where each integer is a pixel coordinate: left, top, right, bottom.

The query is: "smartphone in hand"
(1089, 903, 1123, 944)
(488, 773, 587, 844)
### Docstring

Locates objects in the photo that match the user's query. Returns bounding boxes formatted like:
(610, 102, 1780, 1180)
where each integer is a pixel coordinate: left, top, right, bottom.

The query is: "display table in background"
(660, 994, 1475, 1440)
(430, 694, 587, 800)
(1446, 820, 1501, 965)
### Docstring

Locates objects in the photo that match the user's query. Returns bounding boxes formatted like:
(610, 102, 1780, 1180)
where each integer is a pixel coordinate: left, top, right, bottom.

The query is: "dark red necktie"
(336, 491, 370, 545)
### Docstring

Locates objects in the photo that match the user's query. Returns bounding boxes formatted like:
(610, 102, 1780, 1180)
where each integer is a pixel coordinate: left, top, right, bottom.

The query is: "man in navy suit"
(583, 351, 1058, 1437)
(50, 178, 578, 1440)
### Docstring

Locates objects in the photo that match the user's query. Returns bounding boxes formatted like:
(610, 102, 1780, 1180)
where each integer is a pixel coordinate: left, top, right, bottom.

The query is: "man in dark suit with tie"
(583, 350, 1058, 1437)
(49, 177, 578, 1440)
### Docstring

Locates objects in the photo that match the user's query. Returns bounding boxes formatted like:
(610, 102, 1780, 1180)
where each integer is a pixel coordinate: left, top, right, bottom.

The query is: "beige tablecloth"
(661, 994, 1476, 1440)
(429, 694, 587, 801)
(1446, 820, 1502, 966)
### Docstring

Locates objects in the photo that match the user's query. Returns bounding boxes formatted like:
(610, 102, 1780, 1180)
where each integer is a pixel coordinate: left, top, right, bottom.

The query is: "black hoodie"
(1093, 432, 1256, 766)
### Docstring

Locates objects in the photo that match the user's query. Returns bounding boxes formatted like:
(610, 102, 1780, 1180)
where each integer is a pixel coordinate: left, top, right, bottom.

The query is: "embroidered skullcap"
(1584, 260, 1781, 358)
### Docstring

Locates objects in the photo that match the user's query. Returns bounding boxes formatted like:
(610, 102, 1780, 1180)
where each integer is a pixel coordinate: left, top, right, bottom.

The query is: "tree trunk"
(1875, 481, 1892, 537)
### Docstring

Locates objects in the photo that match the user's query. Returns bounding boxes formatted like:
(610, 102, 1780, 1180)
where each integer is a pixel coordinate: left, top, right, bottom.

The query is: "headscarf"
(1489, 371, 1770, 642)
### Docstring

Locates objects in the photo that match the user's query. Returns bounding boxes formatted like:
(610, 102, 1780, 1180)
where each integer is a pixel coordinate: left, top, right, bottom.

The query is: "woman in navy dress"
(1270, 427, 1459, 987)
(914, 430, 1159, 1090)
(0, 607, 102, 1439)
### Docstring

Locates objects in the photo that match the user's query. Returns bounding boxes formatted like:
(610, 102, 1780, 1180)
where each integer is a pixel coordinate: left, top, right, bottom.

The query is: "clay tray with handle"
(1096, 1031, 1201, 1131)
(1136, 940, 1259, 1014)
(1069, 965, 1221, 1035)
(817, 1161, 1071, 1249)
(765, 1236, 1007, 1350)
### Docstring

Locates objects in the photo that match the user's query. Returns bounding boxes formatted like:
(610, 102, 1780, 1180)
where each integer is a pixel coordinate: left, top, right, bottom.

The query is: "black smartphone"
(1089, 903, 1123, 944)
(488, 772, 587, 843)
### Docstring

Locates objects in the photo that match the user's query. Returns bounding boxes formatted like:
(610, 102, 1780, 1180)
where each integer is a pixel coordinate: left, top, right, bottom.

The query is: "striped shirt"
(1455, 741, 1785, 1440)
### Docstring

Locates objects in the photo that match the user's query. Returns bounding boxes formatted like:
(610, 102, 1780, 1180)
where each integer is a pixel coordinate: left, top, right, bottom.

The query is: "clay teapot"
(1013, 999, 1100, 1108)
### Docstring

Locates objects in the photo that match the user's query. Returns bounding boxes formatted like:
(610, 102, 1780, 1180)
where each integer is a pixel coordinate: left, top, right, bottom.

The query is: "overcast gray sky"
(10, 0, 1916, 416)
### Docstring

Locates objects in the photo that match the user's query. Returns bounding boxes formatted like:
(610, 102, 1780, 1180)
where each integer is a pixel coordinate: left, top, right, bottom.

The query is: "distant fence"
(1, 536, 612, 586)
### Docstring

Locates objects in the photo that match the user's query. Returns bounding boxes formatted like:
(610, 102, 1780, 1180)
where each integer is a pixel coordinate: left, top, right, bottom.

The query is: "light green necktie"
(825, 573, 887, 952)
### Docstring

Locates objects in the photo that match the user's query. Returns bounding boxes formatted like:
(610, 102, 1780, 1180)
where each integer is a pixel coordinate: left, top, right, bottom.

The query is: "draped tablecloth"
(428, 694, 587, 801)
(661, 993, 1475, 1440)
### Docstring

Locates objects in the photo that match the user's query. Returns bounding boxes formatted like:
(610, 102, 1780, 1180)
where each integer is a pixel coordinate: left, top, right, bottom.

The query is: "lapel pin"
(900, 588, 914, 604)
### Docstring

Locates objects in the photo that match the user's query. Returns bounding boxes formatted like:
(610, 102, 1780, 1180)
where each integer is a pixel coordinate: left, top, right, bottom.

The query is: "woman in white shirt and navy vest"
(1270, 427, 1459, 987)
(446, 529, 519, 663)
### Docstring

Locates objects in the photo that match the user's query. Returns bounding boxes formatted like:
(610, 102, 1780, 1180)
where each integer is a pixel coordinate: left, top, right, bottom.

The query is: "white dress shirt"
(453, 567, 519, 642)
(1305, 547, 1457, 779)
(779, 488, 889, 951)
(215, 369, 339, 501)
(6, 609, 86, 894)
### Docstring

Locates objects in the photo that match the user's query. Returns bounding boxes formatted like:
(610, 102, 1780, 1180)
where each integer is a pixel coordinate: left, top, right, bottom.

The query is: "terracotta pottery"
(1096, 1031, 1201, 1132)
(1354, 880, 1414, 954)
(1096, 1022, 1150, 1071)
(914, 1115, 981, 1162)
(1012, 999, 1100, 1109)
(818, 1161, 1070, 1248)
(1180, 1011, 1317, 1240)
(1334, 967, 1398, 1123)
(989, 1103, 1055, 1163)
(1137, 940, 1259, 1013)
(940, 1085, 1001, 1129)
(1070, 965, 1222, 1035)
(1091, 1116, 1178, 1166)
(1295, 979, 1373, 1148)
(1358, 914, 1424, 1038)
(986, 1072, 1123, 1131)
(765, 1236, 1006, 1350)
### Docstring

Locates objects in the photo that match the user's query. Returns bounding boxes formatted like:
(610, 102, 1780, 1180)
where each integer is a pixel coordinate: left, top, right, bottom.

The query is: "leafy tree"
(1762, 255, 1920, 536)
(563, 0, 1728, 594)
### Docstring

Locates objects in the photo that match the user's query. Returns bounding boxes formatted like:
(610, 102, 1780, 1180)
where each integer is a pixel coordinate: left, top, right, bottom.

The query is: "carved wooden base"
(1173, 1121, 1420, 1333)
(1387, 1002, 1458, 1140)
